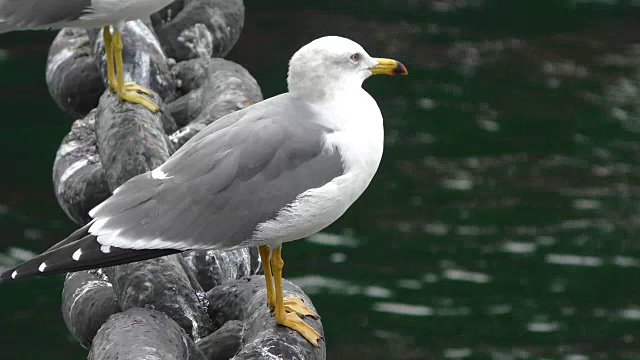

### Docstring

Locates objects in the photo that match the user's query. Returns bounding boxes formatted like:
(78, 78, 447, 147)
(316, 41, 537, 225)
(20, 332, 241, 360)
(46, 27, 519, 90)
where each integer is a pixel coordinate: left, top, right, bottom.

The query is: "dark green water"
(1, 1, 640, 359)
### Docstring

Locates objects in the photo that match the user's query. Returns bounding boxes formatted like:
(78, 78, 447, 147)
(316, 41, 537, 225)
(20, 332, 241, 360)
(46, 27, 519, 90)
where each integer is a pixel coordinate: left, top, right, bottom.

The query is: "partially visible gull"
(0, 0, 175, 112)
(0, 36, 408, 346)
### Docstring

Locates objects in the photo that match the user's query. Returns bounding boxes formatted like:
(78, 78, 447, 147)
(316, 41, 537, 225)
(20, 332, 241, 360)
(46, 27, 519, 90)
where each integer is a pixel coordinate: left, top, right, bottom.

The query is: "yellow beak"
(369, 58, 408, 76)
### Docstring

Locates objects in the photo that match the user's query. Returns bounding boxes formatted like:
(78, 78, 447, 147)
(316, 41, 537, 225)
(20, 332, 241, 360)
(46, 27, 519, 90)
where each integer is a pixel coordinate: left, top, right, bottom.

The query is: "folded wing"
(0, 0, 90, 31)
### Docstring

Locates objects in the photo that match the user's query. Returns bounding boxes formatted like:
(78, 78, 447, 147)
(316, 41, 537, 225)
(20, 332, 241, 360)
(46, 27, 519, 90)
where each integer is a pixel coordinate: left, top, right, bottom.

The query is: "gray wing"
(0, 0, 90, 31)
(89, 94, 345, 250)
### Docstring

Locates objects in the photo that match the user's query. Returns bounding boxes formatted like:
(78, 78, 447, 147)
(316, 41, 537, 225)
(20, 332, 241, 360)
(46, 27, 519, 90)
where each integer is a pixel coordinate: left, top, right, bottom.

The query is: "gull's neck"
(306, 86, 385, 177)
(289, 84, 362, 105)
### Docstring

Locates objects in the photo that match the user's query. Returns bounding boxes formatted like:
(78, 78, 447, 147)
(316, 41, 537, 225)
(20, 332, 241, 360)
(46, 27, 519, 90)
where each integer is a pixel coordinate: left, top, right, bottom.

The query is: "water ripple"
(443, 269, 491, 284)
(306, 232, 359, 248)
(291, 274, 393, 299)
(372, 302, 433, 316)
(502, 241, 537, 254)
(527, 321, 560, 333)
(545, 254, 603, 267)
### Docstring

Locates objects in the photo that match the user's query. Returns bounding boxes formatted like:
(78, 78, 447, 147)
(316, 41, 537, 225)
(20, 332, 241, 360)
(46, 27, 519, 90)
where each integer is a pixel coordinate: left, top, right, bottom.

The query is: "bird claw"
(268, 296, 319, 319)
(117, 82, 160, 113)
(283, 297, 319, 319)
(276, 311, 322, 348)
(124, 82, 152, 95)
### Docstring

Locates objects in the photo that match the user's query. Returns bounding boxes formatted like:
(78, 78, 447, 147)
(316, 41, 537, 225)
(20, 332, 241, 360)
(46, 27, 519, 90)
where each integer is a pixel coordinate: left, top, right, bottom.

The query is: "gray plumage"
(90, 93, 345, 250)
(0, 94, 345, 281)
(0, 0, 90, 31)
(1, 35, 396, 283)
(0, 0, 176, 33)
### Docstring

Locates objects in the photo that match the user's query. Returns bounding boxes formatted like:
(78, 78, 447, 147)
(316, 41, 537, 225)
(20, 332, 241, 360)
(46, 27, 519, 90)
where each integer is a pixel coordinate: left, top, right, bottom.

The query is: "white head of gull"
(288, 36, 385, 101)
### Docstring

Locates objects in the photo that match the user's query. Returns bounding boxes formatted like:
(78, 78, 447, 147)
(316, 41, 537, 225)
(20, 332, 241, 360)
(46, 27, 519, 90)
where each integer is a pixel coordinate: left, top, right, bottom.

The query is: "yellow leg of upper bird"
(103, 26, 117, 92)
(258, 245, 276, 309)
(272, 246, 322, 347)
(112, 29, 160, 113)
(104, 27, 149, 96)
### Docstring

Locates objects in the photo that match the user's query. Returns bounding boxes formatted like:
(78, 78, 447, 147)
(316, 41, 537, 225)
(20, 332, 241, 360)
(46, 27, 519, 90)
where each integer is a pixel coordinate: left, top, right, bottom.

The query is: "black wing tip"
(1, 237, 183, 283)
(0, 267, 33, 282)
(1, 263, 48, 282)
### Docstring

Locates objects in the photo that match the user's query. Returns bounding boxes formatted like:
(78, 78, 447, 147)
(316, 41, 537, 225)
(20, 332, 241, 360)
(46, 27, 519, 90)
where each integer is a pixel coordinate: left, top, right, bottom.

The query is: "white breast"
(249, 89, 384, 247)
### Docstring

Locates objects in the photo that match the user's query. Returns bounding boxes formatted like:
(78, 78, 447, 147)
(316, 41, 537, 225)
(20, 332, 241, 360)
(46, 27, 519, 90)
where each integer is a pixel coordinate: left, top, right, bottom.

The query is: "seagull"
(0, 36, 408, 346)
(0, 0, 174, 112)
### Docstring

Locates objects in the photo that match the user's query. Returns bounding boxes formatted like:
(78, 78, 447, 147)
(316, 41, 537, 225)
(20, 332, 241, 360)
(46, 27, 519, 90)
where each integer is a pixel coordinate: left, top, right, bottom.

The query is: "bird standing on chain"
(1, 36, 408, 347)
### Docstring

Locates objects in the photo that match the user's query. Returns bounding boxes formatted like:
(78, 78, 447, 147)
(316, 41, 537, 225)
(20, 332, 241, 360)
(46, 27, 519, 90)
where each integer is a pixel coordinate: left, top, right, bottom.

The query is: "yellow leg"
(258, 245, 276, 309)
(103, 26, 117, 92)
(112, 30, 160, 113)
(272, 246, 322, 347)
(260, 245, 318, 317)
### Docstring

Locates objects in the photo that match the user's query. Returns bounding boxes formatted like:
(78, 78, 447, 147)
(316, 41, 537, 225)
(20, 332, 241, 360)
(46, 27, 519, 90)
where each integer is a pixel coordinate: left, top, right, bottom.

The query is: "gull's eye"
(350, 53, 360, 62)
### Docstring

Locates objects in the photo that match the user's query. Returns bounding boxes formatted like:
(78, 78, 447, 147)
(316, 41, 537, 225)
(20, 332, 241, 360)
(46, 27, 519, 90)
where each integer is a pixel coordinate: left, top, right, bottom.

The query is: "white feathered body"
(250, 89, 385, 247)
